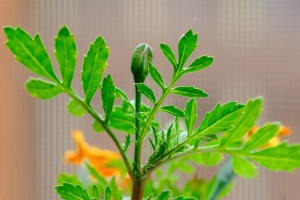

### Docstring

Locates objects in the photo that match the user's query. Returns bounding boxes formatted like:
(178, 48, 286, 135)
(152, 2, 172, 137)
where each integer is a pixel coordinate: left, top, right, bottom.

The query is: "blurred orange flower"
(247, 124, 291, 148)
(65, 130, 121, 177)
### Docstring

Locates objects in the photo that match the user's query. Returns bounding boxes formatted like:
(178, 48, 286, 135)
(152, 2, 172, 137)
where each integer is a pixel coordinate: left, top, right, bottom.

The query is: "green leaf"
(170, 86, 208, 98)
(102, 74, 115, 122)
(196, 101, 245, 136)
(67, 98, 86, 117)
(90, 185, 100, 200)
(159, 105, 185, 117)
(174, 196, 197, 200)
(160, 43, 177, 70)
(123, 134, 131, 152)
(55, 183, 90, 200)
(221, 97, 263, 147)
(247, 142, 300, 172)
(146, 194, 153, 200)
(4, 27, 58, 81)
(157, 191, 171, 200)
(190, 152, 223, 166)
(242, 122, 279, 152)
(178, 29, 198, 69)
(115, 87, 129, 100)
(149, 62, 165, 90)
(232, 156, 257, 178)
(25, 78, 61, 99)
(110, 107, 135, 134)
(183, 55, 214, 74)
(135, 83, 156, 104)
(82, 36, 109, 104)
(92, 121, 105, 133)
(57, 173, 83, 187)
(54, 26, 77, 88)
(184, 98, 197, 136)
(104, 186, 112, 200)
(85, 162, 109, 189)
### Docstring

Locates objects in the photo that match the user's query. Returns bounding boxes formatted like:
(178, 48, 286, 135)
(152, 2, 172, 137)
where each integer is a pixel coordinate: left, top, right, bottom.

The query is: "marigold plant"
(4, 25, 300, 200)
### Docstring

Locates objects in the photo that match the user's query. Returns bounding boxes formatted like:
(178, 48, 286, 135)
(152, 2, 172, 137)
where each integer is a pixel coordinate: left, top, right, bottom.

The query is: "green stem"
(136, 73, 180, 173)
(56, 84, 134, 179)
(134, 85, 143, 175)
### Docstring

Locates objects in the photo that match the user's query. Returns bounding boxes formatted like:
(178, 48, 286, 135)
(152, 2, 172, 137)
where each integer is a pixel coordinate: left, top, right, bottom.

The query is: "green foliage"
(159, 105, 185, 117)
(149, 62, 165, 90)
(82, 36, 109, 104)
(221, 97, 263, 147)
(67, 99, 87, 117)
(178, 30, 198, 69)
(54, 26, 77, 88)
(135, 83, 156, 104)
(5, 25, 300, 200)
(196, 102, 245, 136)
(160, 43, 177, 70)
(170, 86, 208, 98)
(57, 173, 83, 187)
(101, 74, 116, 122)
(25, 78, 62, 99)
(55, 183, 90, 200)
(232, 156, 257, 178)
(184, 98, 198, 136)
(4, 27, 58, 81)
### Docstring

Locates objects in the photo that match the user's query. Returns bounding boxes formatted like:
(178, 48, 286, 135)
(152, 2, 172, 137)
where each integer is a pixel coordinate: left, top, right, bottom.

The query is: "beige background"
(1, 0, 300, 199)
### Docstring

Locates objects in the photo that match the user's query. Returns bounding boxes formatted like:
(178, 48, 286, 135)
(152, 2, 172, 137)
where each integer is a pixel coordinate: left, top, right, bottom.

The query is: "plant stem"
(59, 86, 135, 179)
(136, 73, 180, 173)
(134, 85, 143, 175)
(131, 177, 147, 200)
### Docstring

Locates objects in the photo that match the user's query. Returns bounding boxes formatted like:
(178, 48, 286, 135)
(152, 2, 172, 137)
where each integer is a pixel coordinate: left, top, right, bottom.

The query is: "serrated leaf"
(25, 78, 61, 99)
(178, 29, 198, 69)
(102, 74, 115, 122)
(85, 162, 109, 188)
(82, 36, 109, 104)
(171, 86, 208, 98)
(242, 122, 279, 152)
(149, 141, 167, 162)
(92, 120, 105, 133)
(160, 43, 177, 70)
(4, 27, 58, 81)
(109, 107, 135, 134)
(135, 83, 156, 104)
(196, 102, 245, 136)
(149, 62, 165, 90)
(159, 105, 185, 117)
(184, 98, 198, 136)
(232, 156, 257, 178)
(157, 191, 171, 200)
(67, 98, 86, 117)
(55, 183, 90, 200)
(104, 186, 112, 200)
(247, 142, 300, 171)
(221, 97, 263, 147)
(190, 152, 223, 166)
(54, 26, 77, 88)
(183, 55, 214, 74)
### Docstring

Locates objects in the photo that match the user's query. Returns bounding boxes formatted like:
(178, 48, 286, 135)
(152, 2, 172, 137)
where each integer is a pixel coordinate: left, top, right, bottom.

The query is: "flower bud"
(130, 43, 153, 83)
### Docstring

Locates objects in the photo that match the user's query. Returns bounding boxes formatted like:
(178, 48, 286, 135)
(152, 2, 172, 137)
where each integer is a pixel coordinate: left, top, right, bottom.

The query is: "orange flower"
(65, 130, 121, 177)
(247, 124, 291, 148)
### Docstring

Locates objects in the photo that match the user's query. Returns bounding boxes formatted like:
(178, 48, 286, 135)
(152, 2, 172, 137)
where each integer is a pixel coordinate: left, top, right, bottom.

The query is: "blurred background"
(1, 0, 300, 199)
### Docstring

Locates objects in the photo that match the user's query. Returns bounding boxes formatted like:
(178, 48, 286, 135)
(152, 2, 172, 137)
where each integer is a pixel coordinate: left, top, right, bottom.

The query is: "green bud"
(130, 43, 153, 83)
